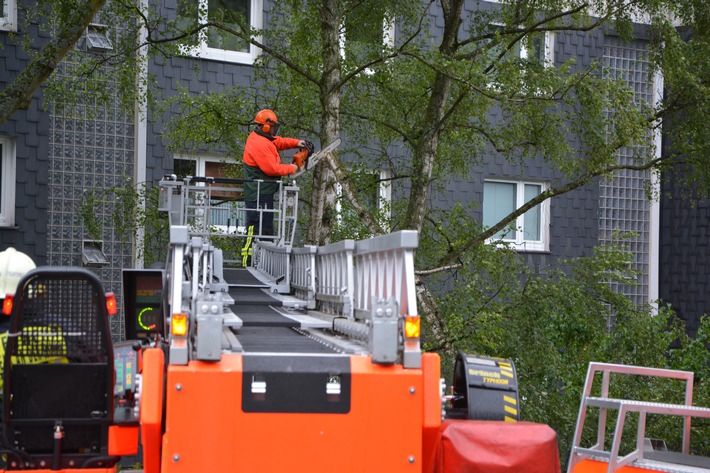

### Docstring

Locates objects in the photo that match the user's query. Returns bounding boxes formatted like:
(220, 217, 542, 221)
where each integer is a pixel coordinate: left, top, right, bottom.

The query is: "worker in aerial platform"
(241, 109, 312, 265)
(242, 109, 313, 236)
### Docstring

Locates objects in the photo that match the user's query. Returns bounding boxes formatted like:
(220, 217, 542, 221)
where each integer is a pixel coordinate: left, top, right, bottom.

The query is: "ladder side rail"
(314, 239, 355, 318)
(275, 180, 282, 240)
(636, 411, 647, 467)
(158, 178, 183, 226)
(168, 226, 190, 366)
(683, 376, 693, 454)
(180, 179, 187, 226)
(281, 184, 299, 247)
(276, 180, 285, 243)
(204, 185, 213, 234)
(291, 245, 317, 309)
(353, 231, 420, 368)
(589, 362, 695, 383)
(253, 241, 291, 292)
(401, 243, 419, 368)
(202, 239, 211, 291)
(597, 370, 611, 451)
(353, 231, 418, 318)
(183, 180, 206, 235)
(190, 237, 202, 319)
(569, 363, 599, 473)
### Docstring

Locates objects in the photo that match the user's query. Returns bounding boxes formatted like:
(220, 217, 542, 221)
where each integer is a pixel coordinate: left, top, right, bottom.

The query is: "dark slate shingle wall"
(0, 20, 50, 264)
(145, 1, 257, 187)
(660, 166, 710, 337)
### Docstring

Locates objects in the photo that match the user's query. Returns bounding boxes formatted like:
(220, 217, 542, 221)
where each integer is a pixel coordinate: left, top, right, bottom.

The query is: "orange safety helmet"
(254, 109, 279, 135)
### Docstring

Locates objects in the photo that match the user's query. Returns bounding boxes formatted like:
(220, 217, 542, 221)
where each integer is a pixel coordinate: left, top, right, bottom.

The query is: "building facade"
(0, 0, 703, 339)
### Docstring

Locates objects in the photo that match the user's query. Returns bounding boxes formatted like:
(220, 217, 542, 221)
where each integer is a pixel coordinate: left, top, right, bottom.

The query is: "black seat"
(2, 267, 117, 470)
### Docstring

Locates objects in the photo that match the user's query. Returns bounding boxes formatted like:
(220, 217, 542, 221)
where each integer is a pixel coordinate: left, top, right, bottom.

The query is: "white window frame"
(335, 168, 392, 231)
(0, 136, 16, 227)
(179, 0, 263, 65)
(1, 0, 17, 31)
(174, 154, 246, 233)
(175, 153, 228, 176)
(340, 13, 395, 75)
(520, 31, 555, 67)
(489, 24, 555, 67)
(483, 179, 549, 252)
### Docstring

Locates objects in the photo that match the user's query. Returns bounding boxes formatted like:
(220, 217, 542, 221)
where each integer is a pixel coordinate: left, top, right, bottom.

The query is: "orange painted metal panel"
(573, 459, 658, 473)
(159, 354, 438, 473)
(141, 347, 165, 473)
(108, 425, 139, 456)
(422, 352, 442, 473)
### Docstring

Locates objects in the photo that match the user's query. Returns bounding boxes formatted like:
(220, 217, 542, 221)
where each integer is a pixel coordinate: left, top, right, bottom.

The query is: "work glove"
(292, 149, 309, 169)
(303, 140, 315, 157)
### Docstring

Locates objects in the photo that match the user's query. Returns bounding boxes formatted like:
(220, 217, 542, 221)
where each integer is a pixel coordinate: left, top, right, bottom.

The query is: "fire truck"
(0, 174, 707, 473)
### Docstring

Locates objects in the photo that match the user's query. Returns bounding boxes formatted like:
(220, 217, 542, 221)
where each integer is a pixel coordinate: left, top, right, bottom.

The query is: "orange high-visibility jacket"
(243, 131, 299, 177)
(243, 131, 300, 201)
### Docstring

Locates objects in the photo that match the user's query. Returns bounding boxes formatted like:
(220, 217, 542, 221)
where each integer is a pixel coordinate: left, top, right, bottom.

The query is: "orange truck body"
(139, 351, 441, 473)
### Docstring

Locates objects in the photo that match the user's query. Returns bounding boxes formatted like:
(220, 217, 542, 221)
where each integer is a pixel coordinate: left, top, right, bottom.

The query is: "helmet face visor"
(269, 121, 280, 135)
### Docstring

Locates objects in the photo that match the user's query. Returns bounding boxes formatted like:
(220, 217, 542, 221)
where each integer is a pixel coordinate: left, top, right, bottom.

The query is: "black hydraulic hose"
(51, 423, 63, 470)
(81, 455, 120, 468)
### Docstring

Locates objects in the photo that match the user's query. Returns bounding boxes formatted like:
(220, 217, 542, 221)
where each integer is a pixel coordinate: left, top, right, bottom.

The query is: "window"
(488, 25, 554, 67)
(1, 0, 17, 31)
(483, 179, 549, 251)
(174, 155, 245, 232)
(0, 136, 16, 227)
(177, 0, 263, 64)
(521, 31, 554, 66)
(85, 24, 113, 53)
(341, 5, 395, 71)
(335, 168, 392, 237)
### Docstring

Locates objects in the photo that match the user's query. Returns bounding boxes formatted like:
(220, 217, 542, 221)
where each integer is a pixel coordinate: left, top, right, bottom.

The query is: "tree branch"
(0, 0, 108, 124)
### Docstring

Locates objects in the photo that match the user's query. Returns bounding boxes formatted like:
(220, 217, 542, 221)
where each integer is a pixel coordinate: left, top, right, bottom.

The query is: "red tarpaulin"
(431, 420, 561, 473)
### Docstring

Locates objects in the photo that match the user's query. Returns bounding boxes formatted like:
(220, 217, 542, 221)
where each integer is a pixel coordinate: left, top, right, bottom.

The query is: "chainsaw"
(291, 138, 341, 178)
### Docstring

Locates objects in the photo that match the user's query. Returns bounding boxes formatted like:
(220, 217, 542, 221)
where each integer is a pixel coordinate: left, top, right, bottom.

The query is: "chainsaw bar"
(291, 138, 341, 178)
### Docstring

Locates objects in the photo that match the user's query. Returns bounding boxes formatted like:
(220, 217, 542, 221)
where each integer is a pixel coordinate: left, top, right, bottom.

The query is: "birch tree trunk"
(308, 0, 342, 245)
(405, 0, 465, 345)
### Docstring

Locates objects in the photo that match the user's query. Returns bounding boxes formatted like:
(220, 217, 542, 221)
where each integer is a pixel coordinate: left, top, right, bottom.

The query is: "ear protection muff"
(254, 110, 279, 135)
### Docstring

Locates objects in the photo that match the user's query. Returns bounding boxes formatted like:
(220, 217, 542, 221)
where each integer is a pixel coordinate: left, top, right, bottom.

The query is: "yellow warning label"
(483, 377, 510, 385)
(504, 416, 517, 423)
(504, 405, 518, 416)
(469, 369, 500, 378)
(504, 395, 517, 405)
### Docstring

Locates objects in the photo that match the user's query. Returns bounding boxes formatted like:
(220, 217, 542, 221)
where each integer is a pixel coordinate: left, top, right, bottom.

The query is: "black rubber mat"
(235, 326, 337, 353)
(232, 304, 297, 327)
(223, 268, 266, 286)
(229, 287, 280, 306)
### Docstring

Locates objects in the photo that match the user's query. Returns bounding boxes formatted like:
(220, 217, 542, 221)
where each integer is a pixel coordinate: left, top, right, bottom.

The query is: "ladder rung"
(573, 447, 612, 459)
(585, 397, 710, 418)
(222, 310, 243, 328)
